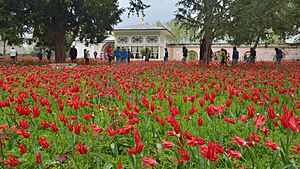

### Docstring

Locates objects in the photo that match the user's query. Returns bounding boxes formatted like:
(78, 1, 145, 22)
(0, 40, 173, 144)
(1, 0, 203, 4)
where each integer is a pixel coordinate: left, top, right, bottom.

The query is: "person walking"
(10, 47, 17, 62)
(93, 51, 98, 59)
(69, 46, 78, 62)
(106, 44, 113, 64)
(37, 48, 43, 62)
(232, 46, 239, 65)
(249, 48, 256, 64)
(182, 46, 188, 63)
(114, 47, 123, 63)
(84, 49, 90, 64)
(164, 48, 169, 61)
(274, 48, 283, 66)
(46, 48, 52, 62)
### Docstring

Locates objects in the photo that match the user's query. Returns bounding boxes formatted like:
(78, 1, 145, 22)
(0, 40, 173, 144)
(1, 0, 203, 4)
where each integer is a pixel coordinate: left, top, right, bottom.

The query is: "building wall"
(72, 41, 106, 58)
(168, 44, 300, 61)
(114, 31, 169, 59)
(0, 41, 28, 56)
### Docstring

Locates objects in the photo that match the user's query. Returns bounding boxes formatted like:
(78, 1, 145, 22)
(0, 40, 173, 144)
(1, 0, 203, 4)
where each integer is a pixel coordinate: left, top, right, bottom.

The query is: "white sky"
(118, 0, 177, 26)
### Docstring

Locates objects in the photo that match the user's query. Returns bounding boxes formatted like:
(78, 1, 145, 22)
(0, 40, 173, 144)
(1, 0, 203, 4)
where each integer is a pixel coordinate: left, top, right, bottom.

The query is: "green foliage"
(0, 0, 25, 46)
(0, 0, 150, 62)
(140, 48, 152, 56)
(227, 0, 300, 46)
(156, 20, 196, 43)
(176, 0, 232, 40)
(189, 51, 198, 60)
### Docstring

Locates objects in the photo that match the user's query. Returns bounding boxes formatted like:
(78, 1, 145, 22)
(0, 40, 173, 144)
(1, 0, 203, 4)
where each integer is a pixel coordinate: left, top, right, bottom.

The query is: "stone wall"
(168, 43, 300, 61)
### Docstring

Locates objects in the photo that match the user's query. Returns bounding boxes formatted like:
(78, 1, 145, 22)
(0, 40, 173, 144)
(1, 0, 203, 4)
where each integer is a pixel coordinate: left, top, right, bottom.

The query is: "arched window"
(132, 36, 143, 44)
(117, 37, 129, 44)
(146, 36, 159, 44)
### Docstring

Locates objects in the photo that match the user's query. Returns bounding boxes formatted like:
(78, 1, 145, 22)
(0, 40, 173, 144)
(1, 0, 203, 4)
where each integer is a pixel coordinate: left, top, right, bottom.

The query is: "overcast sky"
(118, 0, 177, 26)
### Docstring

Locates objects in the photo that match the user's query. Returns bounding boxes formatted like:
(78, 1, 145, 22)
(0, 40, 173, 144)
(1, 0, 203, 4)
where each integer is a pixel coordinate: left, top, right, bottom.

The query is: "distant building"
(113, 23, 175, 59)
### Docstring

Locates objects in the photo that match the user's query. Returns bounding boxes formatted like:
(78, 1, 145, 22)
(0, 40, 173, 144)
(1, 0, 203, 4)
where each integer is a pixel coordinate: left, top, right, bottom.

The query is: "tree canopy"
(0, 0, 149, 62)
(176, 0, 232, 64)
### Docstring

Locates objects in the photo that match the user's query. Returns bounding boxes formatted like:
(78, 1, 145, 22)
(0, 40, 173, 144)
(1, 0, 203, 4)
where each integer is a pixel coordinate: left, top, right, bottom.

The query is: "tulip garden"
(0, 60, 299, 169)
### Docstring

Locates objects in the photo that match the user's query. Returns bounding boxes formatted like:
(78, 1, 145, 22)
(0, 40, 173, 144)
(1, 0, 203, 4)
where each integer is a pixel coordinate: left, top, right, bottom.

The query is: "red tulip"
(233, 136, 246, 146)
(142, 157, 157, 166)
(224, 116, 235, 124)
(74, 121, 81, 135)
(200, 141, 219, 161)
(178, 148, 190, 162)
(198, 116, 203, 126)
(3, 155, 19, 167)
(247, 105, 255, 118)
(19, 119, 29, 129)
(76, 143, 89, 154)
(291, 144, 300, 154)
(265, 139, 279, 150)
(19, 143, 27, 154)
(162, 140, 174, 149)
(227, 148, 241, 164)
(107, 126, 115, 136)
(117, 162, 123, 169)
(58, 114, 68, 123)
(248, 132, 261, 143)
(16, 130, 31, 139)
(254, 114, 267, 128)
(35, 152, 41, 164)
(199, 99, 205, 107)
(167, 130, 176, 136)
(189, 105, 198, 115)
(38, 136, 50, 149)
(261, 127, 269, 136)
(267, 106, 276, 119)
(239, 115, 248, 124)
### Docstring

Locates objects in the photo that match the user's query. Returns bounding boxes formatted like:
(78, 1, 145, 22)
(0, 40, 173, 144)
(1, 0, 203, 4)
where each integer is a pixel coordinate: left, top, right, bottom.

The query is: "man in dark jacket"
(182, 46, 188, 63)
(69, 46, 78, 62)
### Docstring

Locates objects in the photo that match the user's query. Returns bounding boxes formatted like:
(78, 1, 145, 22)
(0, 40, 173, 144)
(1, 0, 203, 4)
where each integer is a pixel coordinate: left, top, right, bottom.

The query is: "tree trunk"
(3, 40, 6, 57)
(199, 38, 206, 64)
(199, 37, 212, 65)
(54, 20, 67, 63)
(253, 37, 260, 49)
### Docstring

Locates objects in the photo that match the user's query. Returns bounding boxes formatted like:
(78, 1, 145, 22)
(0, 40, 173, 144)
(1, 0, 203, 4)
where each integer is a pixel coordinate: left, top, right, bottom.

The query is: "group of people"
(105, 45, 132, 64)
(37, 48, 52, 62)
(69, 46, 105, 64)
(182, 46, 284, 66)
(7, 45, 284, 65)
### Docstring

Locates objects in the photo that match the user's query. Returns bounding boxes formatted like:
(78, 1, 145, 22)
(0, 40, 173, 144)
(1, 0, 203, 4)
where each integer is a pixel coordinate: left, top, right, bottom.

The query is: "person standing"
(220, 48, 227, 65)
(100, 52, 104, 60)
(114, 47, 123, 63)
(37, 48, 43, 62)
(164, 48, 169, 61)
(84, 49, 90, 64)
(10, 47, 17, 62)
(123, 48, 129, 63)
(145, 47, 150, 62)
(69, 46, 78, 62)
(232, 46, 239, 65)
(128, 49, 132, 63)
(274, 48, 283, 65)
(250, 48, 256, 64)
(46, 48, 52, 62)
(93, 51, 98, 59)
(106, 44, 113, 64)
(182, 46, 188, 63)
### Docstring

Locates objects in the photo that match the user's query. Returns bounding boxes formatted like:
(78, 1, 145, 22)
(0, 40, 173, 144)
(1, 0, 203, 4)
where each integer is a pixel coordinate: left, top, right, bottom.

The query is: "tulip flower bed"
(0, 61, 299, 169)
